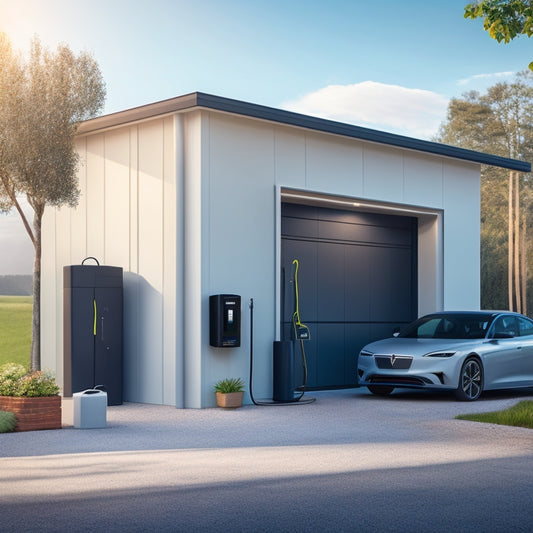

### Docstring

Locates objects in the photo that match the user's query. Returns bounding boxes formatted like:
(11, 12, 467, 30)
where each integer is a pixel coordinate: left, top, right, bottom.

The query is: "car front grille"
(369, 375, 431, 385)
(374, 355, 413, 370)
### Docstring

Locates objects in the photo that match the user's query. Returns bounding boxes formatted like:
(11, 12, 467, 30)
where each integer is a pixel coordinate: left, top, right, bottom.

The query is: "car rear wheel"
(367, 385, 394, 396)
(455, 357, 483, 401)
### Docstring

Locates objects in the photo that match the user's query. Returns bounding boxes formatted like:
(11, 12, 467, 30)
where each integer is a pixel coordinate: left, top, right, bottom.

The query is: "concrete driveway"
(2, 388, 533, 532)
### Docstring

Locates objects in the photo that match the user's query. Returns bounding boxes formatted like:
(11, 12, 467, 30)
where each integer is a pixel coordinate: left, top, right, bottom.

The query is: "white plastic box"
(73, 389, 107, 429)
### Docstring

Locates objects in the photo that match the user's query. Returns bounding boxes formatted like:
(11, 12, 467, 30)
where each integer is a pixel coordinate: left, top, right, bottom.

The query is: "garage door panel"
(316, 323, 345, 388)
(369, 247, 413, 322)
(282, 216, 318, 240)
(281, 239, 317, 323)
(319, 220, 411, 246)
(317, 242, 345, 322)
(345, 245, 371, 321)
(346, 323, 371, 385)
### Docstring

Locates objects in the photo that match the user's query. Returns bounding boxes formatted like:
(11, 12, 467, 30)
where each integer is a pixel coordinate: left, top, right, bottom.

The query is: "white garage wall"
(41, 117, 178, 406)
(200, 112, 480, 406)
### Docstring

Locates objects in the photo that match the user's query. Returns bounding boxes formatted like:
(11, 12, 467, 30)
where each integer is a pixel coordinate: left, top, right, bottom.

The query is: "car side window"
(491, 316, 518, 338)
(517, 316, 533, 337)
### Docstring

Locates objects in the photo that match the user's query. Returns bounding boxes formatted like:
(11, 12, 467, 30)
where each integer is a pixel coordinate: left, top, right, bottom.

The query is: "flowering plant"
(0, 363, 59, 397)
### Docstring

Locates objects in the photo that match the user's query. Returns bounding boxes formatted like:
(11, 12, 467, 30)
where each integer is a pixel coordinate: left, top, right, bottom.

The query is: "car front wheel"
(367, 385, 394, 396)
(455, 357, 483, 401)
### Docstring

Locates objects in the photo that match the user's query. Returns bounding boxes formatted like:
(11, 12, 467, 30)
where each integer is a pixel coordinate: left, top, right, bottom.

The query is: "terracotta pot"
(0, 395, 62, 432)
(216, 391, 244, 408)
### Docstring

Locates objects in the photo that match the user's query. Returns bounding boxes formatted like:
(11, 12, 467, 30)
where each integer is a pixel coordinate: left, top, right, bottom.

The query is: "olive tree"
(0, 33, 105, 370)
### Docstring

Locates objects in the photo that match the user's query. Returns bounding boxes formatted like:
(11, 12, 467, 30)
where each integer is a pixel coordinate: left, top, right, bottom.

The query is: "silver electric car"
(357, 311, 533, 401)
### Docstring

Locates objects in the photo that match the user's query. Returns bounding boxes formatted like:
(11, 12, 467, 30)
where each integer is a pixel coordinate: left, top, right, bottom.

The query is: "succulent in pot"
(213, 377, 245, 408)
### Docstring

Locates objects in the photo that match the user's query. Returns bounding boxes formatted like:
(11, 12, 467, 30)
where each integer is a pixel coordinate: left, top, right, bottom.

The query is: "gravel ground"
(2, 387, 533, 532)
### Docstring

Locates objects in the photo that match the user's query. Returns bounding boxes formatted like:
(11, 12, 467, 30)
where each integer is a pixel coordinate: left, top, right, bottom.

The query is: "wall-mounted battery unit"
(63, 260, 123, 405)
(210, 294, 241, 347)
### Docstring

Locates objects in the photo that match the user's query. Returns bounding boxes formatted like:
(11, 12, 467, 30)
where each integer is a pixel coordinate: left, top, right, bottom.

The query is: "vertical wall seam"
(102, 133, 106, 264)
(161, 119, 166, 405)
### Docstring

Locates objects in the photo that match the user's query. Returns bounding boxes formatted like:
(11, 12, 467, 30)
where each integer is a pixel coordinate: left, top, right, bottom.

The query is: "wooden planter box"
(0, 396, 62, 432)
(216, 391, 244, 408)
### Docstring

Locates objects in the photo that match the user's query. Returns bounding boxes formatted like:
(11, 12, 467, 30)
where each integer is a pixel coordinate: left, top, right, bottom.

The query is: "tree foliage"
(435, 72, 533, 313)
(465, 0, 533, 69)
(0, 33, 105, 369)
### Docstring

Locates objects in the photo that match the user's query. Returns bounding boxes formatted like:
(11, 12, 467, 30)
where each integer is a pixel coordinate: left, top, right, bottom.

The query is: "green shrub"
(213, 377, 246, 393)
(0, 363, 59, 397)
(0, 410, 16, 433)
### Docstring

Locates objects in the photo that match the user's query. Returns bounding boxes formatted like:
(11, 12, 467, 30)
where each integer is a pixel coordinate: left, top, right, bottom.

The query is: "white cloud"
(457, 71, 515, 86)
(280, 81, 449, 140)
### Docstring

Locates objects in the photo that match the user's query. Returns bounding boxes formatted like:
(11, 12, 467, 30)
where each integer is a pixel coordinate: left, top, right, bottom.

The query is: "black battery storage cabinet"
(63, 258, 123, 405)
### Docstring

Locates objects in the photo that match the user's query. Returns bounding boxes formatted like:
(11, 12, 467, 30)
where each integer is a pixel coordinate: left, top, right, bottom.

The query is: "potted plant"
(0, 363, 61, 431)
(214, 377, 245, 408)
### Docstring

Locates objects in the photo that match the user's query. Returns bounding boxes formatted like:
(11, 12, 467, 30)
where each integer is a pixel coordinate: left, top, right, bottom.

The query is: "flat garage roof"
(78, 92, 531, 173)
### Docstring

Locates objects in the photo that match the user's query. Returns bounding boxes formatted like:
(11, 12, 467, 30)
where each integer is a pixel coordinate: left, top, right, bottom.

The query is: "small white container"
(73, 389, 107, 429)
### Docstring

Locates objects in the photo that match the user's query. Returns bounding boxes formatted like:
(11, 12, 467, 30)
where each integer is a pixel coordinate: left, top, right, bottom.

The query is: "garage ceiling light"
(281, 190, 441, 217)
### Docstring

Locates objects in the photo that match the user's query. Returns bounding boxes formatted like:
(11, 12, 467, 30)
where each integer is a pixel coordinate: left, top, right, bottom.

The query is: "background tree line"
(435, 71, 533, 314)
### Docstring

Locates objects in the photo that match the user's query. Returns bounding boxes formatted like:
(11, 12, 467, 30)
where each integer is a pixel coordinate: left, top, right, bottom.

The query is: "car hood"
(361, 337, 481, 357)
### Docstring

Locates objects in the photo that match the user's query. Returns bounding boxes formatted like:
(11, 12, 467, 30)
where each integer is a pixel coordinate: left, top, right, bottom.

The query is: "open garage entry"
(281, 202, 418, 389)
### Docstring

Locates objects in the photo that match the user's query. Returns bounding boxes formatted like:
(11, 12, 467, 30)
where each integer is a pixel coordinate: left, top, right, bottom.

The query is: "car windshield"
(399, 313, 495, 339)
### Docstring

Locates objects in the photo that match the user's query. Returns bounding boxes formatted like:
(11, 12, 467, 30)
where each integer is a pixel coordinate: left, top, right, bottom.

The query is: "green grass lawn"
(456, 400, 533, 429)
(0, 296, 32, 368)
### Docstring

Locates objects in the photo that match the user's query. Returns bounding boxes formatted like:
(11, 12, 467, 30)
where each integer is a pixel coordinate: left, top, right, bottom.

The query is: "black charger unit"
(209, 294, 241, 347)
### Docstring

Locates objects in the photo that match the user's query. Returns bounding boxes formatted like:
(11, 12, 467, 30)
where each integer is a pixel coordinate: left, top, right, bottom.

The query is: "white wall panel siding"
(162, 116, 177, 406)
(274, 128, 306, 187)
(71, 138, 88, 262)
(183, 111, 204, 409)
(362, 145, 404, 202)
(205, 114, 276, 404)
(136, 120, 164, 404)
(403, 153, 444, 208)
(85, 135, 105, 260)
(306, 134, 363, 195)
(123, 127, 140, 404)
(442, 161, 481, 309)
(104, 129, 130, 267)
(174, 114, 185, 408)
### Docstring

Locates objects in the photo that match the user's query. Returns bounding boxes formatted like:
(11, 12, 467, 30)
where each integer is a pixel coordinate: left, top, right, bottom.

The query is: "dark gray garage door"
(281, 203, 417, 389)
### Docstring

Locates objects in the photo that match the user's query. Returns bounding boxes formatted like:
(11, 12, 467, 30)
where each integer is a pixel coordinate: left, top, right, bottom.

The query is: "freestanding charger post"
(273, 340, 295, 402)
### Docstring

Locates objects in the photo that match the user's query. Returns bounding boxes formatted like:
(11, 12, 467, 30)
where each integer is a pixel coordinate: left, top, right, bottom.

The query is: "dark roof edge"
(77, 91, 531, 173)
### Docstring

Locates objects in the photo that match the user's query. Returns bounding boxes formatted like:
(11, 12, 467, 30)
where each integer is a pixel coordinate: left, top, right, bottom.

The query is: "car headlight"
(423, 351, 456, 358)
(359, 350, 374, 357)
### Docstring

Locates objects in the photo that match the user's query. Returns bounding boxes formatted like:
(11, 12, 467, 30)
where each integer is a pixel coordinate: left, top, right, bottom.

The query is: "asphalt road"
(2, 388, 533, 532)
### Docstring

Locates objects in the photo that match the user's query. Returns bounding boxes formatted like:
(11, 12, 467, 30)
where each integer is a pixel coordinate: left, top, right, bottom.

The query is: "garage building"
(40, 92, 530, 407)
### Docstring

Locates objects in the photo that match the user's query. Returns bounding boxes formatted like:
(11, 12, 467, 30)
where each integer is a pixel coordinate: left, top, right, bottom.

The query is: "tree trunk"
(514, 172, 521, 313)
(508, 171, 514, 311)
(521, 212, 527, 316)
(30, 207, 43, 371)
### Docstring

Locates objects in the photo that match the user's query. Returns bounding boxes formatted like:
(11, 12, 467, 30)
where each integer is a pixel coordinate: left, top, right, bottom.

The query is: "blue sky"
(1, 0, 532, 274)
